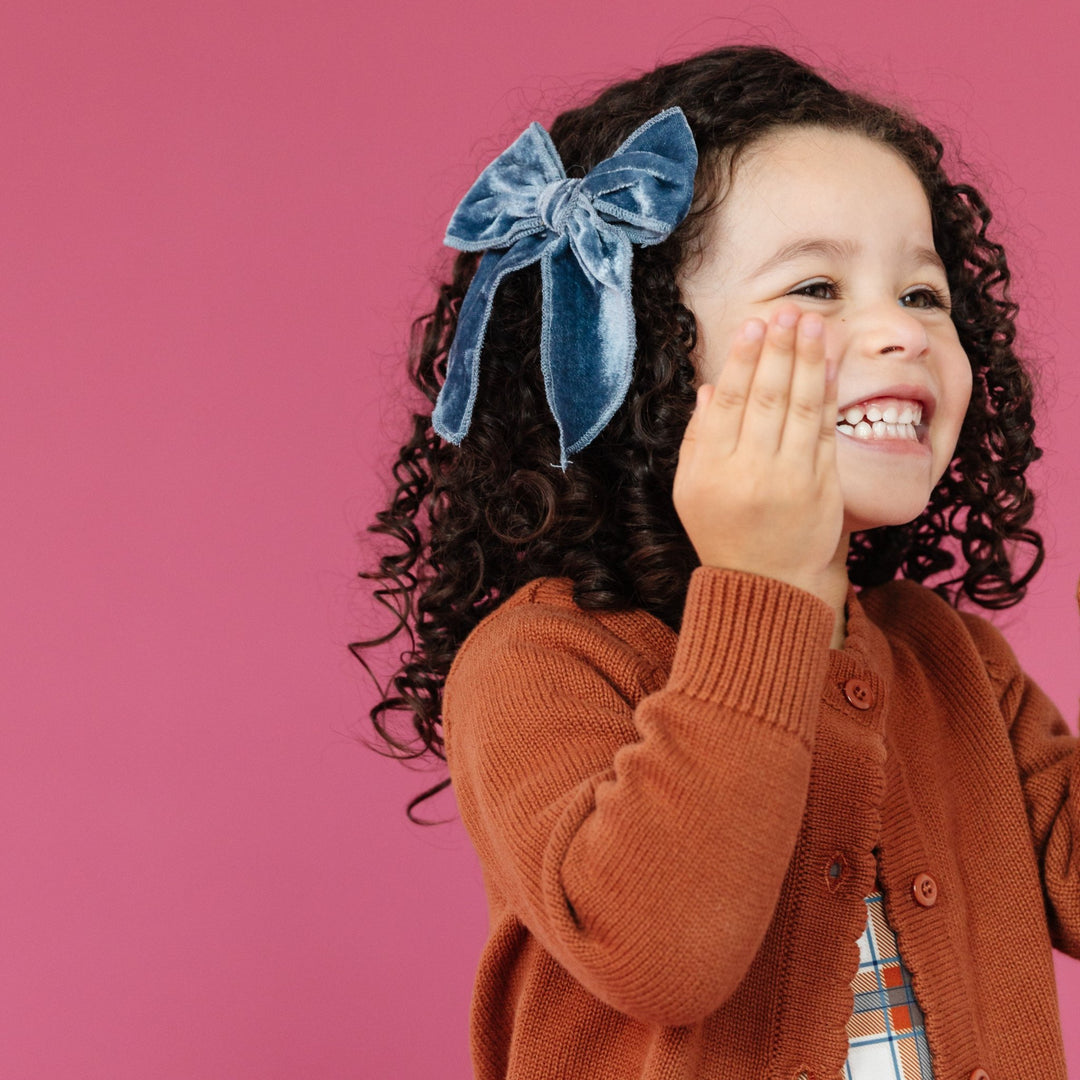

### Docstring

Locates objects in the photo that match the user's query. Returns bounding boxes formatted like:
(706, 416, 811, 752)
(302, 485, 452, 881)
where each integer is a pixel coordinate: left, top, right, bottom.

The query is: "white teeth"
(837, 420, 919, 442)
(836, 400, 924, 427)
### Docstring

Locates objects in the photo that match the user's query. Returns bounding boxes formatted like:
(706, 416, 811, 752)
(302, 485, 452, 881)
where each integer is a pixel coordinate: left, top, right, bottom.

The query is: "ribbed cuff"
(669, 567, 835, 738)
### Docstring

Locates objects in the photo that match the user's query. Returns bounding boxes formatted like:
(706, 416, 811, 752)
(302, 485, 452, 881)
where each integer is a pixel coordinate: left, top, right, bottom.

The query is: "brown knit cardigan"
(443, 566, 1079, 1079)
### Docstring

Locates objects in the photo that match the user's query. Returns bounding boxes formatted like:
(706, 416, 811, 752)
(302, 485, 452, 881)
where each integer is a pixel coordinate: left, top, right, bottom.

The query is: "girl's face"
(679, 126, 973, 536)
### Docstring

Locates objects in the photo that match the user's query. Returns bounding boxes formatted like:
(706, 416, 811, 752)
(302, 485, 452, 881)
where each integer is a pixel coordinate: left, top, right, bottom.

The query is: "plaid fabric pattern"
(843, 889, 935, 1079)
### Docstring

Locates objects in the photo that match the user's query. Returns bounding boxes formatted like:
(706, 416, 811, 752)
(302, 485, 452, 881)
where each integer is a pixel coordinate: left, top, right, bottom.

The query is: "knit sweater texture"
(443, 567, 1080, 1079)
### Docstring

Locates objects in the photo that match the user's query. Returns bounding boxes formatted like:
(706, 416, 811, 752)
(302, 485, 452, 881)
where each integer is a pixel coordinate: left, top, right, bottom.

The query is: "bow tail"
(432, 237, 549, 444)
(540, 240, 636, 470)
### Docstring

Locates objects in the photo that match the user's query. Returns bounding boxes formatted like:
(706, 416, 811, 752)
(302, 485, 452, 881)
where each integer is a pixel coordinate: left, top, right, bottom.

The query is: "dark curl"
(353, 46, 1043, 820)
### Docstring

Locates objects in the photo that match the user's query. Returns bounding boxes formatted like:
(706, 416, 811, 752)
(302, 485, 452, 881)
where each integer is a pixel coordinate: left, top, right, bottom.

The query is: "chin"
(842, 497, 932, 535)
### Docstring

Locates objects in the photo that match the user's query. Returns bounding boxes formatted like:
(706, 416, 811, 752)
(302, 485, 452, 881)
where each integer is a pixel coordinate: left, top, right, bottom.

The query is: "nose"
(853, 302, 931, 360)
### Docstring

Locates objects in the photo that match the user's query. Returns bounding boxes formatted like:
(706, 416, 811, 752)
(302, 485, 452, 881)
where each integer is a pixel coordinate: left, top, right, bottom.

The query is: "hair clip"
(432, 107, 698, 470)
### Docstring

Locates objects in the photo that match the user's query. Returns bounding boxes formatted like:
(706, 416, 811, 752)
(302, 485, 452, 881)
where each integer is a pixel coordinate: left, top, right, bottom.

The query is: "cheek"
(946, 352, 974, 437)
(932, 348, 974, 474)
(693, 348, 722, 387)
(823, 323, 846, 366)
(691, 319, 740, 386)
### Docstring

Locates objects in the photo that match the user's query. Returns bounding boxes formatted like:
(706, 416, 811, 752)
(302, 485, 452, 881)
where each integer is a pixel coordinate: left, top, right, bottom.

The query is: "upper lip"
(836, 384, 937, 423)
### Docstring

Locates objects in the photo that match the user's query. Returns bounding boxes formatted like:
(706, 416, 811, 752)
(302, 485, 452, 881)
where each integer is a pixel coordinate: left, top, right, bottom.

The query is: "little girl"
(358, 45, 1078, 1079)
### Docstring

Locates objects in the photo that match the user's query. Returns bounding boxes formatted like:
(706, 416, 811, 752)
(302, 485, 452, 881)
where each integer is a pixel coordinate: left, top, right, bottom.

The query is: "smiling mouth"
(836, 398, 925, 443)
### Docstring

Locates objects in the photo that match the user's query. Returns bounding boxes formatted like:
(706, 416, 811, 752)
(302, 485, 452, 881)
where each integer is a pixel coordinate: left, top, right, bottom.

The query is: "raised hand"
(673, 305, 845, 603)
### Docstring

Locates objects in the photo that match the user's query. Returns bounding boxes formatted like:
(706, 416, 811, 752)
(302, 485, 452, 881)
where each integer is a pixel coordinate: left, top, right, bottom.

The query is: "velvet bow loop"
(443, 122, 565, 252)
(433, 106, 698, 469)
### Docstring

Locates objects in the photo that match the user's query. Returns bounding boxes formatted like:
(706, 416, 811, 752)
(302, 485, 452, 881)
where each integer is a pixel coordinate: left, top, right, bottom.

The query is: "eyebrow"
(748, 237, 947, 280)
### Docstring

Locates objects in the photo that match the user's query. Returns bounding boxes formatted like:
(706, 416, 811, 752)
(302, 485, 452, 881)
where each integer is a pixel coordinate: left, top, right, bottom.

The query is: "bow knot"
(536, 178, 584, 234)
(432, 107, 698, 469)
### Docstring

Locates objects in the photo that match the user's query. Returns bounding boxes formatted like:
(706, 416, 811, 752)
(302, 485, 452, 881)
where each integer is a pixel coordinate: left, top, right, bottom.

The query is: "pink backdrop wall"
(2, 2, 1077, 1077)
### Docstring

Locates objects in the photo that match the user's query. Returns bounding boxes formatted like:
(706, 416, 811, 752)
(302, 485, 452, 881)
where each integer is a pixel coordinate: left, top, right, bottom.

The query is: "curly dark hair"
(354, 45, 1043, 820)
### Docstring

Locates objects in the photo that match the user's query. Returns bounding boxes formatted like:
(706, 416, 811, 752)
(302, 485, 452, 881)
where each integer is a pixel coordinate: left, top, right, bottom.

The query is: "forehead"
(708, 126, 935, 260)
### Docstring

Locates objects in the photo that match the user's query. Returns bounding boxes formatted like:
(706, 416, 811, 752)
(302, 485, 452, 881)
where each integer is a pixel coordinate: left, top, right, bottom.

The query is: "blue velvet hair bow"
(432, 107, 698, 469)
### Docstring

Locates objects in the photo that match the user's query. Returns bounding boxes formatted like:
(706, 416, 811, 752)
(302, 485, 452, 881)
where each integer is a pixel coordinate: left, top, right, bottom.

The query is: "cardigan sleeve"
(961, 604, 1080, 959)
(443, 566, 834, 1026)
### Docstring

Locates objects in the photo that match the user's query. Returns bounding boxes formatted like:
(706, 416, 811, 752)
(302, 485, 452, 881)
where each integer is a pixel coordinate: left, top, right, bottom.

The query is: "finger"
(695, 318, 765, 458)
(779, 312, 828, 459)
(739, 306, 799, 454)
(680, 382, 711, 444)
(817, 348, 840, 465)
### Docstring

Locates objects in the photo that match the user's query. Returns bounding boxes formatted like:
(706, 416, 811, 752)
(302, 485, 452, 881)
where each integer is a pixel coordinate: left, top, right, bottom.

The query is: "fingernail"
(802, 315, 823, 338)
(777, 309, 798, 329)
(742, 319, 765, 341)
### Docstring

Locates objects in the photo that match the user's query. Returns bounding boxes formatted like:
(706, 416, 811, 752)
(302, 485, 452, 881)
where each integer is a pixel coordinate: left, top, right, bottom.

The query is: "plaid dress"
(844, 888, 935, 1078)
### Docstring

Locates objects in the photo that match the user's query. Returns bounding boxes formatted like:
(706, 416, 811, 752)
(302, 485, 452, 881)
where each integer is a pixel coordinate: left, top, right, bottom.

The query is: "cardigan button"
(912, 872, 938, 907)
(843, 678, 874, 710)
(969, 1070, 990, 1080)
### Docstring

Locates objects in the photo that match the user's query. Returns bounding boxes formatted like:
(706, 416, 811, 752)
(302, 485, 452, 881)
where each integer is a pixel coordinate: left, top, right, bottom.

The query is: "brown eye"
(789, 279, 836, 300)
(901, 287, 949, 310)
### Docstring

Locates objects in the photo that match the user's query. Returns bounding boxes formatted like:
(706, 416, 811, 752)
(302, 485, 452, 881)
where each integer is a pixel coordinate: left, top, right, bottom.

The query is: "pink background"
(2, 2, 1077, 1077)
